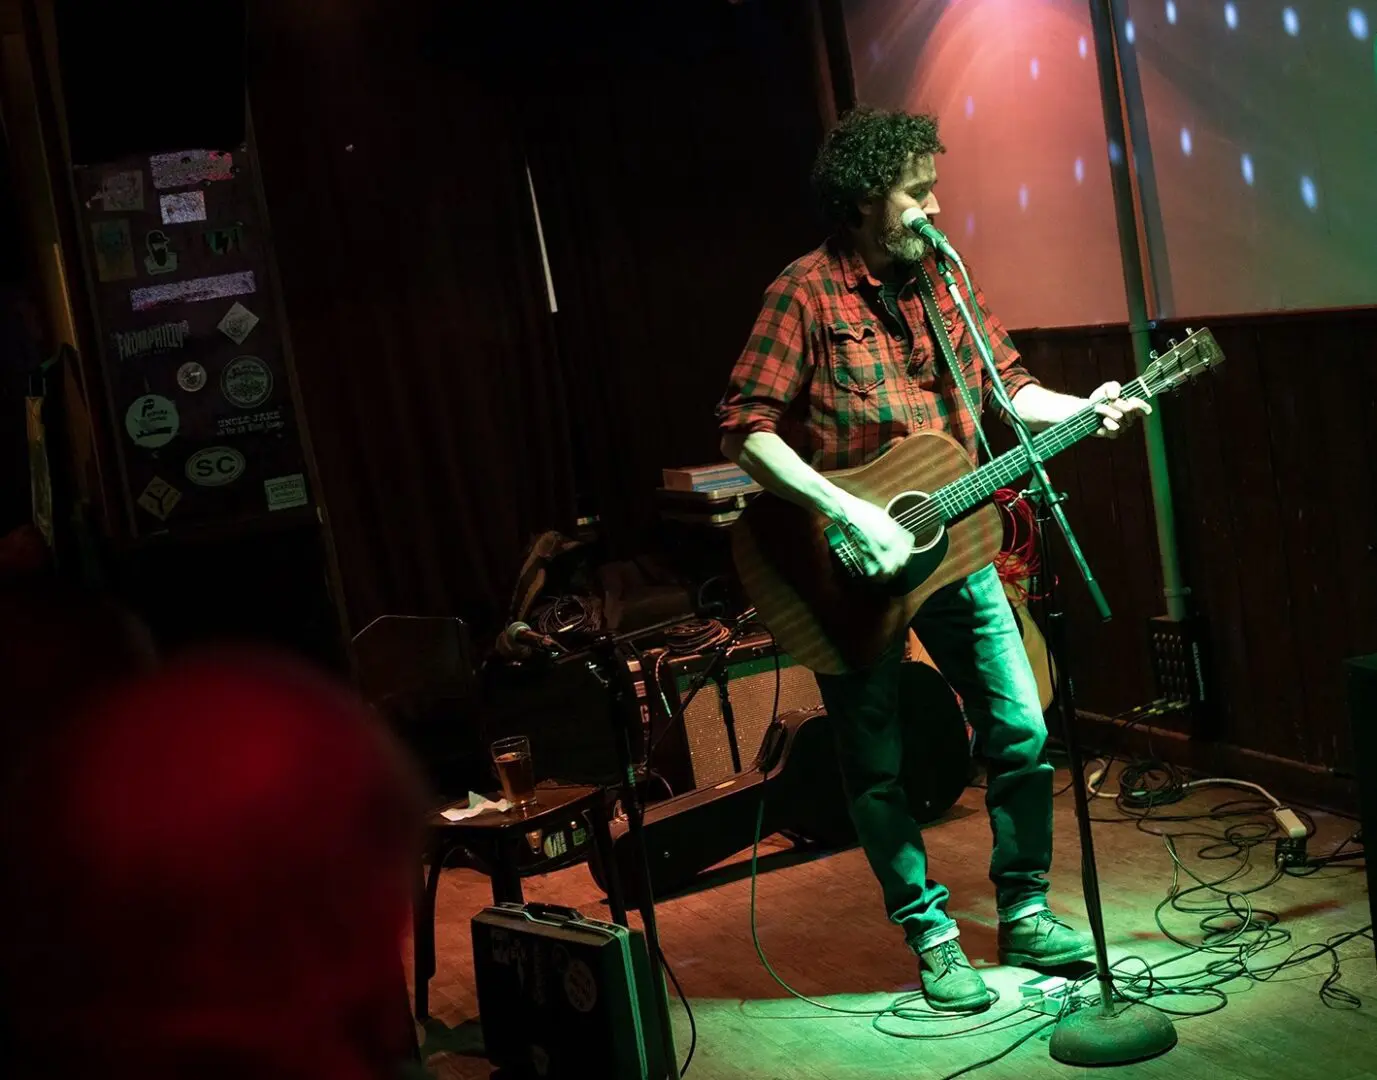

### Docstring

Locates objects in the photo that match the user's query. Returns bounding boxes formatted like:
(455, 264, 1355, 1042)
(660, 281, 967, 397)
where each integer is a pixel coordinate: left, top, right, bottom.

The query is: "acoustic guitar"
(732, 328, 1223, 675)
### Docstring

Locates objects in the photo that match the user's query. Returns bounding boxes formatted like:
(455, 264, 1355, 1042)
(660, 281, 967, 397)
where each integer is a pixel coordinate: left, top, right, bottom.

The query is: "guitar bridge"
(824, 522, 863, 578)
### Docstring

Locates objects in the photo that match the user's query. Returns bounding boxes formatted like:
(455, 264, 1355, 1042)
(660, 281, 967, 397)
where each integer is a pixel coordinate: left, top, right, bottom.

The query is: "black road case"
(471, 902, 672, 1079)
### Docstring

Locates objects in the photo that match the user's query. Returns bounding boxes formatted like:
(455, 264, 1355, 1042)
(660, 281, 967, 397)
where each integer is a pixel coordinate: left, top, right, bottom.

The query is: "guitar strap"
(914, 264, 996, 464)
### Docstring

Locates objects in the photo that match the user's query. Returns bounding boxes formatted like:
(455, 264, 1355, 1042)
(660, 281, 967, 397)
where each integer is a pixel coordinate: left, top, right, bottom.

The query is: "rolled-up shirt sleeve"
(716, 275, 816, 436)
(972, 282, 1039, 420)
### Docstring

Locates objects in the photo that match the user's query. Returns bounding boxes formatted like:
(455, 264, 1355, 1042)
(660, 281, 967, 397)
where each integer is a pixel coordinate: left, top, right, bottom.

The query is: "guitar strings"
(892, 402, 1105, 532)
(884, 401, 1113, 534)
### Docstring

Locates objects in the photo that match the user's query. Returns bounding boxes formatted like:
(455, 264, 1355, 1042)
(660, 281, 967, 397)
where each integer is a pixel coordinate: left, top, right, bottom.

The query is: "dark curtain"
(242, 0, 836, 644)
(246, 1, 578, 637)
(517, 1, 830, 550)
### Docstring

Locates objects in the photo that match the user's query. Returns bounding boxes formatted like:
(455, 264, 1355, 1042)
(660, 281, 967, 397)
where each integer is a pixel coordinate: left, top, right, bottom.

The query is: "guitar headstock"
(1144, 327, 1224, 392)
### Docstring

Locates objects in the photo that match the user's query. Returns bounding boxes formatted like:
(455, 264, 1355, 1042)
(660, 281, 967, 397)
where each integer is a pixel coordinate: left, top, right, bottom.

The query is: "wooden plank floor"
(408, 764, 1375, 1080)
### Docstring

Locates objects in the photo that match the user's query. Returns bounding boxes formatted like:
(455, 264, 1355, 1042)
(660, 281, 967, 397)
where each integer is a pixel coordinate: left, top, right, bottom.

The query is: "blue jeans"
(813, 562, 1053, 952)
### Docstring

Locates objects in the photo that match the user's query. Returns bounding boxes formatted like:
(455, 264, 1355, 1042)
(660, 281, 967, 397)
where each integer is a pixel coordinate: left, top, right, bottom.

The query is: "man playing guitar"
(717, 107, 1149, 1013)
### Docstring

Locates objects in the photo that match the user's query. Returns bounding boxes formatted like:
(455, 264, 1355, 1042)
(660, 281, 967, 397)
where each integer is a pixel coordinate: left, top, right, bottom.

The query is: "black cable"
(996, 749, 1369, 1052)
(1050, 698, 1176, 798)
(663, 618, 732, 655)
(532, 594, 595, 635)
(655, 941, 696, 1076)
(1116, 759, 1189, 810)
(931, 1018, 1058, 1080)
(1071, 767, 1371, 1013)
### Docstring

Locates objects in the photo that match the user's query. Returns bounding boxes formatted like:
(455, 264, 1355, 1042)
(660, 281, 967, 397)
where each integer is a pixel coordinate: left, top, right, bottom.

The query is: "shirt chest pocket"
(827, 320, 886, 396)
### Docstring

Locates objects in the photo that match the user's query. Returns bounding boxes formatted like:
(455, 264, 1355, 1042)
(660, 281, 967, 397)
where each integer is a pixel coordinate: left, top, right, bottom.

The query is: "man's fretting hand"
(1088, 381, 1152, 438)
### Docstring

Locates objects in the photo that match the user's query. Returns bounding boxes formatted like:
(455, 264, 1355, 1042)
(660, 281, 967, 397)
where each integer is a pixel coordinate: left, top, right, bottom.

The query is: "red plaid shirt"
(717, 238, 1039, 471)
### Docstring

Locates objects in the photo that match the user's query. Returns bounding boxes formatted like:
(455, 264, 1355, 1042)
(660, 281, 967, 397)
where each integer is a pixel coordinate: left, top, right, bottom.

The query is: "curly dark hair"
(810, 106, 946, 229)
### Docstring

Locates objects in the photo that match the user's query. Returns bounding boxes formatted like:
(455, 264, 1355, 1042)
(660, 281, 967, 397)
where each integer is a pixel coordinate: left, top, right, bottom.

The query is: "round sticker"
(185, 446, 246, 487)
(562, 958, 597, 1013)
(176, 360, 207, 392)
(124, 394, 180, 449)
(220, 355, 273, 409)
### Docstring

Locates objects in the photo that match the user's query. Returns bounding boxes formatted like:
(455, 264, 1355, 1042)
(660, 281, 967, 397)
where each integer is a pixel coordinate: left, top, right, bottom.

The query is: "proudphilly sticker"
(113, 320, 191, 361)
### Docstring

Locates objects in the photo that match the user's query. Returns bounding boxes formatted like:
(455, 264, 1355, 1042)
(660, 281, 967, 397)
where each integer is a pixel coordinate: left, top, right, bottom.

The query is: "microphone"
(496, 621, 562, 659)
(900, 207, 964, 267)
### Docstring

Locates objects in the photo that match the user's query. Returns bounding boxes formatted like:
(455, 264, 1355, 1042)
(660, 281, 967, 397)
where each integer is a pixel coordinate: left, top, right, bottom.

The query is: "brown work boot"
(917, 939, 994, 1013)
(998, 910, 1095, 969)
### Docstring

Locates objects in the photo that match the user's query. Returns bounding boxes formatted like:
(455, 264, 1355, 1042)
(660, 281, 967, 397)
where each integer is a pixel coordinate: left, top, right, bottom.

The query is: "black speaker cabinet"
(1343, 654, 1377, 957)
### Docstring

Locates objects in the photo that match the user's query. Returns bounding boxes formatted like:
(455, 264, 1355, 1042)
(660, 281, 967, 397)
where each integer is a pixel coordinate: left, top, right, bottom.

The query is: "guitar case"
(589, 661, 971, 903)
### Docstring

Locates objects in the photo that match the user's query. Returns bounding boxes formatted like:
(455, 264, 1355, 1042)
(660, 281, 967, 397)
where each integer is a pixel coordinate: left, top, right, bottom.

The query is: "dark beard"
(880, 223, 929, 266)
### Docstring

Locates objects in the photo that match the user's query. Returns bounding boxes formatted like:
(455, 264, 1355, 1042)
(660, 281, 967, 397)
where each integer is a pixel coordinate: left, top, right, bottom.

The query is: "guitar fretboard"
(931, 374, 1154, 520)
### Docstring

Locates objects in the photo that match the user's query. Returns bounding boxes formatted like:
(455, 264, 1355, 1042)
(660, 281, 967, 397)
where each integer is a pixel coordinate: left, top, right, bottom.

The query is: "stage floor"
(410, 761, 1375, 1080)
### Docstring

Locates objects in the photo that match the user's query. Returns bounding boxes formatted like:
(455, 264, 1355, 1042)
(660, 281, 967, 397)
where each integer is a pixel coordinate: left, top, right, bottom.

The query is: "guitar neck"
(934, 374, 1152, 519)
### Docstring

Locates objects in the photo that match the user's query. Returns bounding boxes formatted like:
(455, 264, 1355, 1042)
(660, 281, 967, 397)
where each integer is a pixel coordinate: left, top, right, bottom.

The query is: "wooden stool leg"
(490, 832, 524, 906)
(413, 847, 446, 1021)
(398, 958, 422, 1063)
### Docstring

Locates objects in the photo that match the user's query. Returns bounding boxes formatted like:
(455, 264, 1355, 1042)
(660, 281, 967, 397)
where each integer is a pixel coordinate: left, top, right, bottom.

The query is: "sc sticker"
(185, 446, 246, 487)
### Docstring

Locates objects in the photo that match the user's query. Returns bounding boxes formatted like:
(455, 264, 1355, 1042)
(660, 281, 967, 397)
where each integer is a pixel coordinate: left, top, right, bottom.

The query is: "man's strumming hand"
(835, 493, 914, 581)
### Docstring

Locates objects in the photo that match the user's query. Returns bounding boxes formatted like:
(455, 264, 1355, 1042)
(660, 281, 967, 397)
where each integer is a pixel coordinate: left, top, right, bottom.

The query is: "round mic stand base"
(1049, 999, 1178, 1066)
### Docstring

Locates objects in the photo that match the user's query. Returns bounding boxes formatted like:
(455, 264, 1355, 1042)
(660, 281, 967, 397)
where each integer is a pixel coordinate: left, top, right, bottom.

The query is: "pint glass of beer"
(491, 735, 537, 809)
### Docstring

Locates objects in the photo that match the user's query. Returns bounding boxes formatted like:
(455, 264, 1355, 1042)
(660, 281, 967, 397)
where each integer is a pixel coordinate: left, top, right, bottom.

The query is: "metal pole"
(1086, 0, 1189, 621)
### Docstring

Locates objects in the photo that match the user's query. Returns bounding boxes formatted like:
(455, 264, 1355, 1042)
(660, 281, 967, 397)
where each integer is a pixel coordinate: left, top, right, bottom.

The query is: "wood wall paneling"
(1015, 308, 1377, 787)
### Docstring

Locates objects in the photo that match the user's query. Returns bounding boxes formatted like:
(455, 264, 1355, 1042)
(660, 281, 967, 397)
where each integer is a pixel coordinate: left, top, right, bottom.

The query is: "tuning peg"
(1168, 337, 1178, 349)
(1186, 327, 1194, 335)
(1148, 349, 1159, 360)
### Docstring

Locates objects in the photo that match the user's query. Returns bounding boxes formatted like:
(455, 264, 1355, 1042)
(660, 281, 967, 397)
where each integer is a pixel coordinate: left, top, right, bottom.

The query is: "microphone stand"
(936, 256, 1177, 1065)
(553, 608, 756, 1080)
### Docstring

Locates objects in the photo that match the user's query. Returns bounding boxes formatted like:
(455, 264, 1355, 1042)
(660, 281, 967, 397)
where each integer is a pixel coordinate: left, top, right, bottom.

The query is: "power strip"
(1273, 806, 1307, 839)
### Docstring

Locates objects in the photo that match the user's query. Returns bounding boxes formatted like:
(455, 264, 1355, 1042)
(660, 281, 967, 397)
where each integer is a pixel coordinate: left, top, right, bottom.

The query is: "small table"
(412, 783, 626, 1020)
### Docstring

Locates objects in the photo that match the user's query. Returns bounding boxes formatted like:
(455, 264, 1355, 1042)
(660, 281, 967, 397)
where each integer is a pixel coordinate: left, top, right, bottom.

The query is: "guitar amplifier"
(472, 902, 671, 1079)
(644, 633, 823, 794)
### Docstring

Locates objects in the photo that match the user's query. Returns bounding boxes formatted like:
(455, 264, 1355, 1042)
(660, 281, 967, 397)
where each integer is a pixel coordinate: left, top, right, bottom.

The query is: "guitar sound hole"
(887, 491, 944, 552)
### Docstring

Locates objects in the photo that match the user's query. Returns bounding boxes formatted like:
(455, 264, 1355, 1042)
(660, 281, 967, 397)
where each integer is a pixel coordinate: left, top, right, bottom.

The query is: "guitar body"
(732, 430, 1002, 675)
